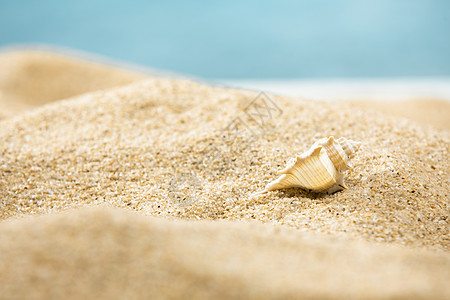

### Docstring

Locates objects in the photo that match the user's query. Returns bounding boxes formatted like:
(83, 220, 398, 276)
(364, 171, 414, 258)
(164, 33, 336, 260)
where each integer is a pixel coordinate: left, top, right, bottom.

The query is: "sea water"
(0, 0, 449, 79)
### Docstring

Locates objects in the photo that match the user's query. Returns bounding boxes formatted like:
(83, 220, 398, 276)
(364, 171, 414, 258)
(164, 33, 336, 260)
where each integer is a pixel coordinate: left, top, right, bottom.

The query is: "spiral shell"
(259, 136, 360, 195)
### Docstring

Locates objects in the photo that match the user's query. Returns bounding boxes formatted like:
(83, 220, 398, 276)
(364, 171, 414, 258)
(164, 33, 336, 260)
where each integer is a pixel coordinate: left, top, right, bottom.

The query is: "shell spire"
(256, 136, 360, 195)
(337, 137, 361, 161)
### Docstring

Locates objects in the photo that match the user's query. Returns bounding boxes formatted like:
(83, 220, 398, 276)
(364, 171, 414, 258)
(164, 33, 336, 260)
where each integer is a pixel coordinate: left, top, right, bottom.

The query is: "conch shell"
(258, 136, 360, 195)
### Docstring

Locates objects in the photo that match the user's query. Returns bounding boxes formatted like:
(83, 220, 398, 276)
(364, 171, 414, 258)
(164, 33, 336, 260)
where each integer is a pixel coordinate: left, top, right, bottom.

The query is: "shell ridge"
(298, 148, 326, 188)
(322, 136, 350, 171)
(277, 157, 298, 175)
(290, 164, 314, 189)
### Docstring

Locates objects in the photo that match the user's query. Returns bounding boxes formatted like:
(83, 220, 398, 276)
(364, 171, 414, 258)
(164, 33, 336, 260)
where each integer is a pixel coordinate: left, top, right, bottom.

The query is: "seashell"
(257, 136, 360, 195)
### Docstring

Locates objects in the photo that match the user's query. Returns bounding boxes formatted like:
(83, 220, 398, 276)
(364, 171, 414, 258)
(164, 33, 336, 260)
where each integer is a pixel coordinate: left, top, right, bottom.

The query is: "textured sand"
(1, 78, 448, 249)
(1, 207, 449, 300)
(0, 50, 146, 119)
(0, 51, 449, 299)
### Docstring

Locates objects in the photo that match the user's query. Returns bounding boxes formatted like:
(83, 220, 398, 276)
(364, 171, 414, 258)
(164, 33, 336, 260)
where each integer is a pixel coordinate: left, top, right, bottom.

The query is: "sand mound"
(0, 207, 448, 299)
(1, 78, 448, 251)
(348, 99, 450, 131)
(0, 50, 146, 119)
(0, 50, 449, 298)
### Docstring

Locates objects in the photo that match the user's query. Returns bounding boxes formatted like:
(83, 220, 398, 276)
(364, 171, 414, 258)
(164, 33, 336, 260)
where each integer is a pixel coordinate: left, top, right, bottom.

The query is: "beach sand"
(1, 207, 449, 299)
(348, 99, 450, 131)
(0, 50, 449, 299)
(0, 50, 146, 119)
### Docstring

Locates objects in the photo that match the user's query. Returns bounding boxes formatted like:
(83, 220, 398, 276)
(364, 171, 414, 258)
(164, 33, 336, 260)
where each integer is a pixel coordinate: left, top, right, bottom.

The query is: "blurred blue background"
(1, 0, 449, 78)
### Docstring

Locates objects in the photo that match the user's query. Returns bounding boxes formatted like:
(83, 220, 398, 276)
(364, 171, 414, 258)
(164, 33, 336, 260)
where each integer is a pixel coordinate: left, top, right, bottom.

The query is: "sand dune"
(0, 50, 449, 299)
(221, 79, 450, 131)
(348, 99, 450, 131)
(1, 77, 448, 250)
(0, 50, 146, 119)
(1, 207, 448, 299)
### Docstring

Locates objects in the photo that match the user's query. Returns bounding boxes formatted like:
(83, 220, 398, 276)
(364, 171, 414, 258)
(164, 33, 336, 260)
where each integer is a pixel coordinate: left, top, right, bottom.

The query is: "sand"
(0, 50, 146, 119)
(1, 207, 449, 300)
(222, 79, 450, 131)
(348, 99, 450, 131)
(0, 50, 449, 299)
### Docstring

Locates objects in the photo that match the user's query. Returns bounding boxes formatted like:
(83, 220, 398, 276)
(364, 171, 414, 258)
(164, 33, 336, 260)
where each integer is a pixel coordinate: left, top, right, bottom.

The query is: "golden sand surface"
(1, 78, 448, 250)
(0, 50, 146, 119)
(0, 207, 449, 300)
(348, 99, 450, 131)
(0, 51, 449, 299)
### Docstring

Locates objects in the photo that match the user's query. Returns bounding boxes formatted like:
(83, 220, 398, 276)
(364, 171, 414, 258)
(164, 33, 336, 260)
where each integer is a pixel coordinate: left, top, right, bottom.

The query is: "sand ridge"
(1, 78, 448, 251)
(0, 50, 146, 119)
(0, 207, 449, 300)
